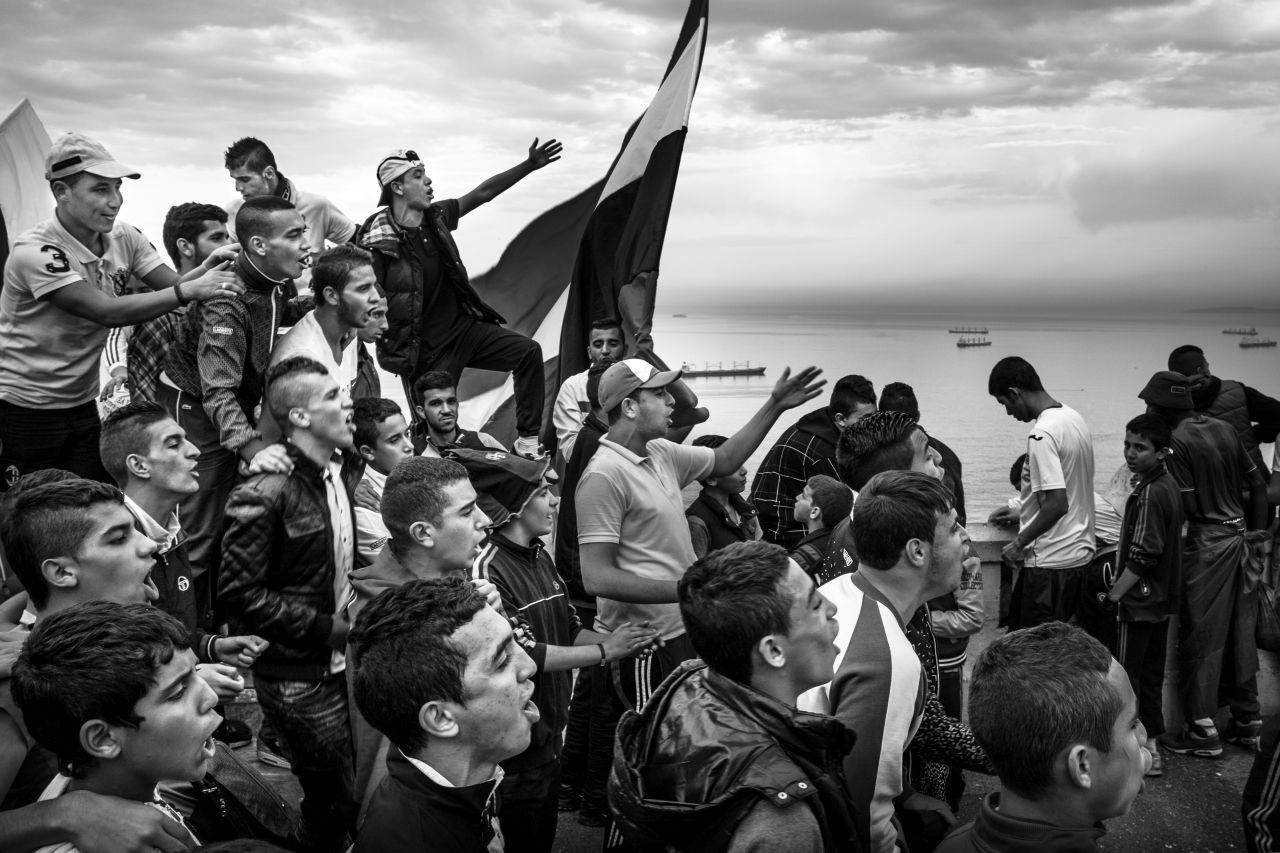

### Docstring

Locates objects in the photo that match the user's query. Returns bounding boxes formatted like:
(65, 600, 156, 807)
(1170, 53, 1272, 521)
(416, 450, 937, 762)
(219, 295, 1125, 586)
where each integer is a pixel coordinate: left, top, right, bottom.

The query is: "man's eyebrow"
(161, 665, 194, 696)
(489, 631, 513, 669)
(101, 521, 134, 540)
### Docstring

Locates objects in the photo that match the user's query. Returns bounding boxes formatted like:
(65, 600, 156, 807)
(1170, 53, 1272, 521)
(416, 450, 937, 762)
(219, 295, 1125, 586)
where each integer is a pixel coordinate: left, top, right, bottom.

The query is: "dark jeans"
(0, 400, 109, 487)
(1009, 562, 1085, 630)
(937, 662, 967, 812)
(560, 662, 624, 817)
(156, 383, 239, 601)
(1116, 619, 1169, 737)
(498, 758, 562, 853)
(414, 318, 543, 438)
(255, 672, 356, 853)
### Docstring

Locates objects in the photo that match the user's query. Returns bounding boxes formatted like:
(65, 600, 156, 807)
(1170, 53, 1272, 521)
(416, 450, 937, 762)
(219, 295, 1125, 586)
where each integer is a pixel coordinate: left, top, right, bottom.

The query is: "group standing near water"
(2, 128, 1280, 853)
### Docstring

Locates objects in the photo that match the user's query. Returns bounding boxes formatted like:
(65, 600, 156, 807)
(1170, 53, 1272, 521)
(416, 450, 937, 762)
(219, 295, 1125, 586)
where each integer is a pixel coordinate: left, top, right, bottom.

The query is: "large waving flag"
(462, 0, 709, 446)
(0, 99, 54, 269)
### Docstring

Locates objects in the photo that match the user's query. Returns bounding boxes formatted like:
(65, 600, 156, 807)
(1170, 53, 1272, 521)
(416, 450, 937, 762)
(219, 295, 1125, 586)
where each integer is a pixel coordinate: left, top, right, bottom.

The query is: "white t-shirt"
(552, 369, 590, 462)
(270, 310, 361, 397)
(0, 216, 165, 407)
(1019, 404, 1096, 568)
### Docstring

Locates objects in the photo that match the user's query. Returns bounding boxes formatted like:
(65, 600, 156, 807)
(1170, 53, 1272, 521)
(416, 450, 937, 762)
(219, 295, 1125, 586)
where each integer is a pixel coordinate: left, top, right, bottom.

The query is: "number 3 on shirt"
(40, 245, 71, 274)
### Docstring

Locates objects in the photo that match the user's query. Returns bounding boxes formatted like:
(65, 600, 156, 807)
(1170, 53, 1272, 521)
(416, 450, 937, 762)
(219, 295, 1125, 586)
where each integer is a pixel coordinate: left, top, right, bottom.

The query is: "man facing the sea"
(989, 356, 1095, 629)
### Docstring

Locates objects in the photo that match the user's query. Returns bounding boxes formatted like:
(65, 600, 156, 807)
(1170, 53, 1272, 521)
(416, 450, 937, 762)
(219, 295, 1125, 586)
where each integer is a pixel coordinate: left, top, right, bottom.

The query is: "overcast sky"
(5, 0, 1280, 313)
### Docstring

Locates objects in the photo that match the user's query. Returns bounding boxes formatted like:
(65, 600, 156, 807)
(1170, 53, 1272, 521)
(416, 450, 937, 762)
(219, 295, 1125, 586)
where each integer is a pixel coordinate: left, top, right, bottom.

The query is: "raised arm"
(712, 367, 825, 478)
(457, 138, 563, 217)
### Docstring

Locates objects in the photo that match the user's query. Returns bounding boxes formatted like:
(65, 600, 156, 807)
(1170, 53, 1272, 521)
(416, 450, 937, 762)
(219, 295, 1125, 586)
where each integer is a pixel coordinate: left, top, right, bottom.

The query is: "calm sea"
(652, 309, 1280, 519)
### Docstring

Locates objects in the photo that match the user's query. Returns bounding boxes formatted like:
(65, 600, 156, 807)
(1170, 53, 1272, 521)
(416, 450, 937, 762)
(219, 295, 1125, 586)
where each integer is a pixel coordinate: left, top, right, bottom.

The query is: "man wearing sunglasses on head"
(355, 141, 562, 460)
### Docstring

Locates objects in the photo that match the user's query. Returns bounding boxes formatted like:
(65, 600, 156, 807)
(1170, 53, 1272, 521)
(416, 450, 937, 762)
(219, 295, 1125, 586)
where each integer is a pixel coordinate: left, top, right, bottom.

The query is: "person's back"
(1171, 414, 1249, 522)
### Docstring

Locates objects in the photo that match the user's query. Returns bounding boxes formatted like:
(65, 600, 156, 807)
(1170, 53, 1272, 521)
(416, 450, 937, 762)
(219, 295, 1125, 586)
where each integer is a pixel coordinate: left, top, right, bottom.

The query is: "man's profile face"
(117, 647, 223, 786)
(192, 220, 231, 267)
(396, 166, 434, 210)
(427, 478, 491, 572)
(142, 417, 201, 497)
(587, 326, 624, 365)
(357, 305, 389, 344)
(297, 374, 354, 450)
(333, 264, 382, 330)
(418, 386, 458, 438)
(924, 507, 965, 597)
(908, 428, 945, 481)
(229, 166, 274, 199)
(71, 501, 160, 606)
(257, 210, 310, 280)
(792, 485, 816, 525)
(449, 605, 538, 764)
(779, 560, 839, 692)
(633, 386, 675, 439)
(366, 414, 413, 475)
(1086, 660, 1150, 821)
(994, 390, 1033, 423)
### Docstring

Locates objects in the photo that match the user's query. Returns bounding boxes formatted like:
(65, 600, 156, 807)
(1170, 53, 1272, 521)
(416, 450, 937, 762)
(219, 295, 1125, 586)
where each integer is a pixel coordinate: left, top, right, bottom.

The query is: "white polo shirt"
(0, 216, 164, 407)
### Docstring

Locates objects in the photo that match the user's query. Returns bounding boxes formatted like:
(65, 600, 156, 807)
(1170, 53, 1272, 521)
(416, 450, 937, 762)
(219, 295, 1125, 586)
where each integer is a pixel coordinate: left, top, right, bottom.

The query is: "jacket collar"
(971, 792, 1106, 852)
(235, 249, 291, 294)
(488, 531, 544, 561)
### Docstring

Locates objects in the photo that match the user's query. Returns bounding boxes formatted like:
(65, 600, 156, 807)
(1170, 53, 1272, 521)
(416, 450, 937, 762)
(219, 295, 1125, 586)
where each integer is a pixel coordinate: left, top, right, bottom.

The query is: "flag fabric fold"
(0, 99, 54, 269)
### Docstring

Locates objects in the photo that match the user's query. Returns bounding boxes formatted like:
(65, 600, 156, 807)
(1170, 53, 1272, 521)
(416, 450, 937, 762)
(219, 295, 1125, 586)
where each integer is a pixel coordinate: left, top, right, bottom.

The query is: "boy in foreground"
(937, 622, 1151, 852)
(12, 602, 223, 852)
(1105, 414, 1183, 776)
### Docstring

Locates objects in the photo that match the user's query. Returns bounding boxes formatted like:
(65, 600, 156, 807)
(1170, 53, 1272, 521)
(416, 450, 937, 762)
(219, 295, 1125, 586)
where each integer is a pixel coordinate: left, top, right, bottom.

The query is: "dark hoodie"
(936, 793, 1105, 853)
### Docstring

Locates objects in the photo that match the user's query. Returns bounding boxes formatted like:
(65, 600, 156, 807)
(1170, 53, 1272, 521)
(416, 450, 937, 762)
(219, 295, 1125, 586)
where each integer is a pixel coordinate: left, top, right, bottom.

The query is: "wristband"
(174, 280, 189, 306)
(597, 643, 607, 666)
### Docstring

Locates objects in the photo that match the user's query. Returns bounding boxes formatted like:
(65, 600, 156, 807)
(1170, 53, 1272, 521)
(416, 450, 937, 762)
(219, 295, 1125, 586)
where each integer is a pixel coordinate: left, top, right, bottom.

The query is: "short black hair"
(224, 137, 277, 173)
(1168, 345, 1207, 376)
(806, 474, 853, 528)
(589, 316, 623, 335)
(988, 356, 1044, 397)
(382, 456, 470, 538)
(1125, 413, 1172, 452)
(353, 398, 404, 450)
(692, 434, 727, 485)
(162, 203, 228, 267)
(312, 244, 374, 302)
(265, 356, 329, 430)
(234, 196, 295, 245)
(878, 381, 920, 420)
(829, 374, 876, 419)
(1009, 453, 1027, 490)
(836, 411, 920, 491)
(678, 541, 792, 684)
(413, 370, 456, 406)
(5, 479, 125, 609)
(12, 602, 189, 778)
(99, 401, 174, 486)
(349, 577, 488, 753)
(969, 622, 1122, 799)
(851, 470, 952, 571)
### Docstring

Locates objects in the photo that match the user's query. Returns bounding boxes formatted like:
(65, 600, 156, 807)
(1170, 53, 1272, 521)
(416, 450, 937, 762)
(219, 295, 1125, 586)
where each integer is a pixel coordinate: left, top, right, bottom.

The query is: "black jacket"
(611, 660, 862, 853)
(219, 442, 358, 680)
(354, 749, 500, 853)
(355, 203, 505, 379)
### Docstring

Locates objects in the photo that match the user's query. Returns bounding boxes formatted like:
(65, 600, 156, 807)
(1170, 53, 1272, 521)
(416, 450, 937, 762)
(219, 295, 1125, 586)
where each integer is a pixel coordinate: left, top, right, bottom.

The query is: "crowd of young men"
(1, 128, 1280, 853)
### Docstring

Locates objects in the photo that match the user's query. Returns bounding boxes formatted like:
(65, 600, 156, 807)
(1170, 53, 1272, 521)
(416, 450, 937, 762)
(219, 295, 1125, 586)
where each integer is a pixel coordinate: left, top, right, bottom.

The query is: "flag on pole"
(0, 99, 54, 269)
(557, 0, 709, 383)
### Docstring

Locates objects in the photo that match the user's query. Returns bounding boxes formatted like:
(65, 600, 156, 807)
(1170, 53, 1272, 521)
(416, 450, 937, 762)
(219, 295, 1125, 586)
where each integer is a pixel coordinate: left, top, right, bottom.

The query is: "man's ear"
(80, 719, 124, 763)
(176, 237, 195, 261)
(288, 408, 310, 432)
(809, 506, 823, 523)
(904, 537, 928, 568)
(419, 700, 459, 740)
(409, 520, 435, 549)
(1063, 743, 1094, 790)
(357, 443, 377, 464)
(621, 398, 639, 420)
(755, 634, 787, 672)
(262, 165, 277, 184)
(41, 557, 79, 594)
(124, 452, 151, 481)
(248, 234, 268, 257)
(321, 285, 340, 308)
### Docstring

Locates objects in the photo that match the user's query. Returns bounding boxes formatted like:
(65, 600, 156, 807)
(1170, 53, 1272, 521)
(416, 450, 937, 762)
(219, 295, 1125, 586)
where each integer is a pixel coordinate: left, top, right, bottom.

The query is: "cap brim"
(377, 185, 393, 207)
(637, 368, 683, 389)
(82, 161, 141, 180)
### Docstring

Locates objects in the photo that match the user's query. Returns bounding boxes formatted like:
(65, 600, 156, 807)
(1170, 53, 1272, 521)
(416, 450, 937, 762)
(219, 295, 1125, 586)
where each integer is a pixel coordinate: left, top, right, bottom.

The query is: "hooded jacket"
(355, 203, 505, 379)
(611, 660, 862, 853)
(750, 407, 843, 549)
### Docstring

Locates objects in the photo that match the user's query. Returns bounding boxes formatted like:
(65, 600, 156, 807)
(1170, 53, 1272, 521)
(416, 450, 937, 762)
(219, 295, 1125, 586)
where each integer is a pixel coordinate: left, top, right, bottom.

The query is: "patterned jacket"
(750, 407, 843, 549)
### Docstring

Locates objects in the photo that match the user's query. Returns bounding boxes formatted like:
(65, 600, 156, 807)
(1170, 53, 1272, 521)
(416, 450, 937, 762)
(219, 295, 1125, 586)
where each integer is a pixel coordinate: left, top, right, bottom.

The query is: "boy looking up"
(12, 602, 223, 852)
(938, 622, 1151, 853)
(1105, 414, 1183, 777)
(789, 474, 853, 577)
(351, 398, 414, 566)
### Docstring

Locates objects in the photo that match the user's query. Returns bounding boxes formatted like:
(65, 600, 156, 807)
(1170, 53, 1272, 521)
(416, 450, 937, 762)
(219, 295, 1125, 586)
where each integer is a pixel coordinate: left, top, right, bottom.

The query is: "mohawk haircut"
(223, 137, 277, 174)
(836, 410, 921, 491)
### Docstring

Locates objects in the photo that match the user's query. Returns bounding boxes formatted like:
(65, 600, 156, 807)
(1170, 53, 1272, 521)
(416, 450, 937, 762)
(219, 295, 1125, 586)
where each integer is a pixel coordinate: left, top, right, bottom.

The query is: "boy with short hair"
(11, 601, 223, 852)
(938, 622, 1151, 853)
(1105, 413, 1183, 776)
(789, 473, 853, 577)
(351, 398, 414, 566)
(685, 434, 761, 559)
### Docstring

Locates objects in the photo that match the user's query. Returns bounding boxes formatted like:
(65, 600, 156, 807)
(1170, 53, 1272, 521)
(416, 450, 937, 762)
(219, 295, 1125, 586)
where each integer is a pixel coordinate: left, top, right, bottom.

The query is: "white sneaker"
(513, 435, 545, 459)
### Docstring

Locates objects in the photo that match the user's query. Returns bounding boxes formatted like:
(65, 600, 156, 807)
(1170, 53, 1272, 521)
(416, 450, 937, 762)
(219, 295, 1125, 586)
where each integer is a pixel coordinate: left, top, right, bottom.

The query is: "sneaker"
(1158, 726, 1223, 758)
(1145, 748, 1163, 777)
(1225, 718, 1263, 751)
(513, 435, 545, 459)
(214, 718, 253, 748)
(256, 736, 292, 769)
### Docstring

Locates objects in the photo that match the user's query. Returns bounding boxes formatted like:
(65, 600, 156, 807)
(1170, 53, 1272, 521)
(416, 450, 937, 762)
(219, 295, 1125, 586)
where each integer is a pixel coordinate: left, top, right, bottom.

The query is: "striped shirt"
(799, 571, 926, 853)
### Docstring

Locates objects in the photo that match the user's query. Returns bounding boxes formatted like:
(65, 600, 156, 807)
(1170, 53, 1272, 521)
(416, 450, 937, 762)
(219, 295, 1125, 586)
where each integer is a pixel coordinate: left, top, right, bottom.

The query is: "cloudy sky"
(4, 0, 1280, 313)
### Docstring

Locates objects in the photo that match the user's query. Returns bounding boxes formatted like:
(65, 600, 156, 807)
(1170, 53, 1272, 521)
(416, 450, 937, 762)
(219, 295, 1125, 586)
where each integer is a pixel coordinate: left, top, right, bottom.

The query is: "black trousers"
(412, 318, 543, 438)
(1115, 619, 1169, 737)
(0, 400, 109, 487)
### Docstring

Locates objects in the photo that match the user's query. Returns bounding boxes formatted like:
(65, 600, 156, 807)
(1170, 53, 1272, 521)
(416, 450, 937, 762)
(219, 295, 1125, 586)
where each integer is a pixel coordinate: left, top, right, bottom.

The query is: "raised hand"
(527, 137, 563, 170)
(769, 366, 826, 411)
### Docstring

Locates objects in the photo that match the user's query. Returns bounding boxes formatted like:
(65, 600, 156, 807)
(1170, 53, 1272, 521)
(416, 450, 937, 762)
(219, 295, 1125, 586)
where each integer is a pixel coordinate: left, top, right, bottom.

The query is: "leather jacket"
(219, 442, 359, 680)
(355, 203, 505, 378)
(611, 660, 862, 853)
